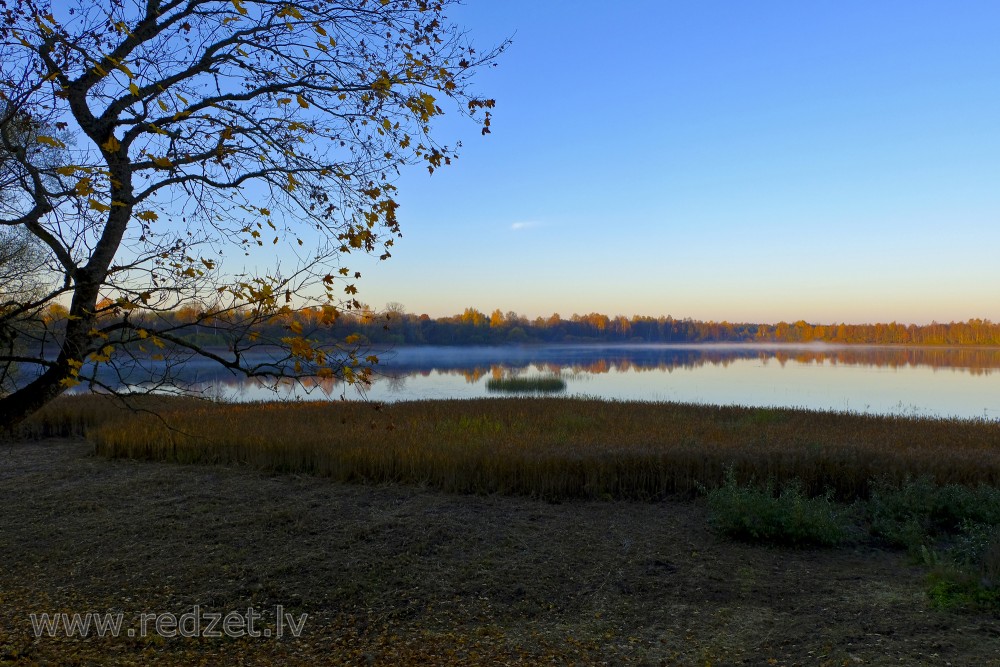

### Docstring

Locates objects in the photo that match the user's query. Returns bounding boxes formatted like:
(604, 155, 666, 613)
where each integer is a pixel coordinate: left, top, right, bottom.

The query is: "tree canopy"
(0, 0, 504, 429)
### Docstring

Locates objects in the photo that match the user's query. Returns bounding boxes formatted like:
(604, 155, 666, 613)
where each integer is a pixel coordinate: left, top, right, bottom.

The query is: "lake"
(161, 344, 1000, 421)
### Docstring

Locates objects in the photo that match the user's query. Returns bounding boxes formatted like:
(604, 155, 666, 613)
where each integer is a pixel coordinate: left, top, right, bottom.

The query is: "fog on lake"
(104, 344, 1000, 421)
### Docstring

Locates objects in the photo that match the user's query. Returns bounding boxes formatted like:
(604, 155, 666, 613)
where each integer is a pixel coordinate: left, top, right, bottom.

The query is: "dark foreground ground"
(1, 438, 998, 666)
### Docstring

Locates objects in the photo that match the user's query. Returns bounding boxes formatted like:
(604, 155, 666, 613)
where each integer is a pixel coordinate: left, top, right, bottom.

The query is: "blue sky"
(351, 0, 1000, 324)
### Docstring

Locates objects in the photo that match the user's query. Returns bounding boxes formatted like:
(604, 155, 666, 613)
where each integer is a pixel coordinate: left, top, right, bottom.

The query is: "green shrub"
(926, 564, 1000, 611)
(866, 479, 1000, 611)
(868, 477, 1000, 551)
(706, 470, 849, 547)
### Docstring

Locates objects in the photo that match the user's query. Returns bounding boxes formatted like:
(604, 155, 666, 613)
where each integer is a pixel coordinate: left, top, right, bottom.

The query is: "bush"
(868, 477, 1000, 550)
(866, 478, 1000, 611)
(706, 470, 849, 547)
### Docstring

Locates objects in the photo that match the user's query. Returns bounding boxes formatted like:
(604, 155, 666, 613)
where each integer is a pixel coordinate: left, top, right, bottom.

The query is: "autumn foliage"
(0, 0, 504, 429)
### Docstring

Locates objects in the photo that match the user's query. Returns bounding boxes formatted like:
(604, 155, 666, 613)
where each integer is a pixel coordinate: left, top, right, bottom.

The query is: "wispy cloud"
(510, 220, 542, 231)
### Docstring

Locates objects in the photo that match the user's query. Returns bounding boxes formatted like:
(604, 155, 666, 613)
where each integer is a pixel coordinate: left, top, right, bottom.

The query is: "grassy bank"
(17, 394, 1000, 501)
(8, 395, 1000, 654)
(2, 438, 999, 665)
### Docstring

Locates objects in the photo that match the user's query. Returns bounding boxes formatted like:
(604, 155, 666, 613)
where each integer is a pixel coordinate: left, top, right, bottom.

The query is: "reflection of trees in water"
(383, 373, 407, 393)
(766, 347, 1000, 374)
(85, 345, 1000, 395)
(189, 373, 355, 399)
(380, 346, 1000, 380)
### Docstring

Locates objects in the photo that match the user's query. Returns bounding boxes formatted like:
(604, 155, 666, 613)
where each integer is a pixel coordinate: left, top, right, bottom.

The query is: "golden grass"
(22, 395, 1000, 501)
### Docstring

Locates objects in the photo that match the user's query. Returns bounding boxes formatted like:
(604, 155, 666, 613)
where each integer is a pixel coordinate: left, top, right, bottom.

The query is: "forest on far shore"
(94, 302, 1000, 348)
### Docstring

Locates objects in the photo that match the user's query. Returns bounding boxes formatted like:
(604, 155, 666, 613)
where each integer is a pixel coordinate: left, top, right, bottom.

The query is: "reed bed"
(10, 393, 202, 439)
(33, 395, 999, 501)
(485, 376, 567, 393)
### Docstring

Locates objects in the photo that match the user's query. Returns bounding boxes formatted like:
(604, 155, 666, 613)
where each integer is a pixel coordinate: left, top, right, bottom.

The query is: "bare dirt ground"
(1, 438, 998, 666)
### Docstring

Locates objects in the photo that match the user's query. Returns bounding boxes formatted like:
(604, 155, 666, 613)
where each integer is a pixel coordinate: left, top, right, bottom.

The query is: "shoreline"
(3, 437, 999, 664)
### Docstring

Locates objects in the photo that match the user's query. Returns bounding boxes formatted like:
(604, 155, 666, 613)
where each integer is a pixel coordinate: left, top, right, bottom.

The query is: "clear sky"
(350, 0, 1000, 324)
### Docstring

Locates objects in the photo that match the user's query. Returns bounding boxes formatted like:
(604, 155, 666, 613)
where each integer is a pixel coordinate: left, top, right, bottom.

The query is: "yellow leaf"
(60, 377, 81, 388)
(75, 177, 93, 195)
(277, 98, 292, 105)
(136, 210, 158, 221)
(296, 94, 309, 108)
(55, 166, 77, 176)
(289, 320, 303, 334)
(36, 135, 66, 149)
(232, 0, 248, 15)
(276, 5, 304, 19)
(89, 199, 111, 213)
(90, 345, 115, 363)
(158, 99, 168, 112)
(129, 82, 139, 96)
(137, 329, 148, 339)
(101, 136, 120, 152)
(314, 23, 327, 36)
(151, 156, 174, 168)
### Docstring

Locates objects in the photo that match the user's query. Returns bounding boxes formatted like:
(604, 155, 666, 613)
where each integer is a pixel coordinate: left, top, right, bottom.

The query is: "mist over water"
(103, 344, 1000, 421)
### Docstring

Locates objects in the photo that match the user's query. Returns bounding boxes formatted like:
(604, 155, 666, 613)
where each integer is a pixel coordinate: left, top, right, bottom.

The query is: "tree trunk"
(0, 364, 70, 433)
(0, 282, 99, 433)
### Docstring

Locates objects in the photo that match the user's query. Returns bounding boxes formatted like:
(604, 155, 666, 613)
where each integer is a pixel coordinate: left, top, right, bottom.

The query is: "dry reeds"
(37, 396, 1000, 501)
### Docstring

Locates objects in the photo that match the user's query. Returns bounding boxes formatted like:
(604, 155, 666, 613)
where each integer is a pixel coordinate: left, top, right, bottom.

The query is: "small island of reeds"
(485, 376, 566, 393)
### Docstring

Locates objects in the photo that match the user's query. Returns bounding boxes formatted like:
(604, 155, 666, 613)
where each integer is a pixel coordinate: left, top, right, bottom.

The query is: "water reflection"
(97, 344, 1000, 420)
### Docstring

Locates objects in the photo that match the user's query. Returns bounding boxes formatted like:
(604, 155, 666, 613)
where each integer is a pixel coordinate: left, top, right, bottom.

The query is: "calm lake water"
(162, 344, 1000, 421)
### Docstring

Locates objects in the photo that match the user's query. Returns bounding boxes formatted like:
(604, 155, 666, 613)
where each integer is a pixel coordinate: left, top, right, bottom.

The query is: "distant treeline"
(52, 301, 1000, 349)
(141, 305, 1000, 347)
(372, 310, 1000, 346)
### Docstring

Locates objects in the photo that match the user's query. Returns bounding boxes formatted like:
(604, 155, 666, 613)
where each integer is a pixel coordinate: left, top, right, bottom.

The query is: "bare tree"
(0, 225, 52, 395)
(0, 0, 505, 429)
